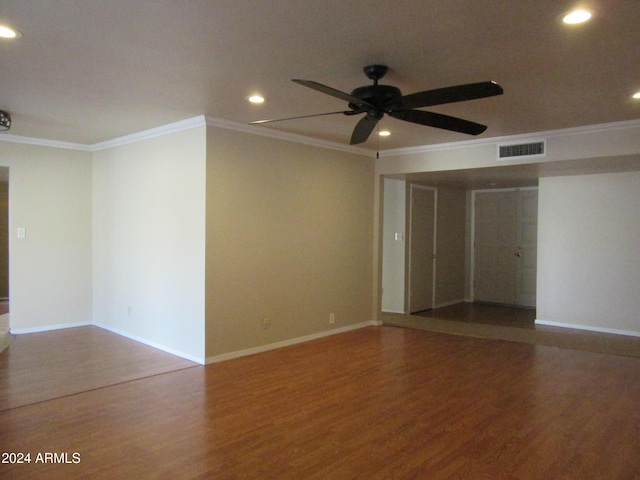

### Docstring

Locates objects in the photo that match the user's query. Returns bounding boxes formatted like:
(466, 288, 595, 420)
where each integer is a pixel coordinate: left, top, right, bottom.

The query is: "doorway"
(472, 188, 538, 307)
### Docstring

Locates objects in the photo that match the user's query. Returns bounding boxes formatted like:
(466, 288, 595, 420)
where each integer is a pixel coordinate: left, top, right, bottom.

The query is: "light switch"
(17, 227, 26, 239)
(394, 232, 403, 241)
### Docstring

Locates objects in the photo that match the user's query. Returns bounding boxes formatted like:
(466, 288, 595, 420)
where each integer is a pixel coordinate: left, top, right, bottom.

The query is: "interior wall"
(92, 126, 206, 362)
(381, 178, 406, 313)
(0, 180, 8, 298)
(435, 186, 466, 307)
(376, 121, 640, 177)
(537, 171, 640, 335)
(0, 142, 93, 332)
(205, 127, 374, 359)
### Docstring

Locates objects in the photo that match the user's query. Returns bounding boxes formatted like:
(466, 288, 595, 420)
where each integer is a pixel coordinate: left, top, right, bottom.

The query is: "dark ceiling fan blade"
(293, 79, 373, 108)
(350, 115, 379, 145)
(250, 110, 350, 125)
(400, 81, 503, 109)
(389, 109, 487, 135)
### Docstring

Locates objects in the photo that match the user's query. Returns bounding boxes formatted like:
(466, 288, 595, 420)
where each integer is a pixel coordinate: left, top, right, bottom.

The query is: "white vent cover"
(498, 140, 546, 159)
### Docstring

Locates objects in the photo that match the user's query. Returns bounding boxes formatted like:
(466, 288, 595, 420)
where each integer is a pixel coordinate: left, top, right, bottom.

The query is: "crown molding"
(90, 116, 207, 151)
(0, 133, 92, 151)
(2, 117, 638, 158)
(0, 116, 208, 152)
(204, 116, 373, 157)
(379, 119, 640, 158)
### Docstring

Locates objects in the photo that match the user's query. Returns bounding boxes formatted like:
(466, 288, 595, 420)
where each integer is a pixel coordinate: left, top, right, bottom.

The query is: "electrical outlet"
(262, 318, 271, 329)
(329, 313, 335, 325)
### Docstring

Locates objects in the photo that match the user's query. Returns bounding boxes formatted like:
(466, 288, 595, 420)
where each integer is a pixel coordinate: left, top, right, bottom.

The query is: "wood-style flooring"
(384, 303, 640, 358)
(0, 326, 196, 410)
(1, 323, 640, 478)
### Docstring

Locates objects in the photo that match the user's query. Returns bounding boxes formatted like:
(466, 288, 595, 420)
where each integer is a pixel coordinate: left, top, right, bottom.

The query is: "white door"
(473, 188, 537, 307)
(515, 189, 538, 307)
(473, 190, 517, 304)
(408, 185, 436, 313)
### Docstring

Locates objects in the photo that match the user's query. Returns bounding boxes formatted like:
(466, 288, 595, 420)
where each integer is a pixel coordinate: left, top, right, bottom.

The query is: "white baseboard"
(205, 320, 377, 364)
(11, 321, 92, 335)
(10, 319, 381, 366)
(381, 309, 405, 314)
(535, 319, 640, 338)
(93, 322, 205, 364)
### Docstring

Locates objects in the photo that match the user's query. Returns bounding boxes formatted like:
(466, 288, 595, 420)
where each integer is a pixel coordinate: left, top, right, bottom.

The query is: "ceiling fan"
(251, 65, 503, 145)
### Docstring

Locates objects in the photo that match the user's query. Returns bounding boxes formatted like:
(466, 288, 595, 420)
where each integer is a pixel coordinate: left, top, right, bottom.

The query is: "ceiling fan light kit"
(252, 65, 503, 145)
(0, 110, 11, 131)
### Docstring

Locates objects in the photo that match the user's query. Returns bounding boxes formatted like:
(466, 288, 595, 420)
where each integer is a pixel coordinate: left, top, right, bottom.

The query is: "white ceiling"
(1, 0, 639, 151)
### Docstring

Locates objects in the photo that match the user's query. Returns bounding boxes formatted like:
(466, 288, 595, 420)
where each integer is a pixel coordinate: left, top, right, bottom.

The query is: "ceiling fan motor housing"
(348, 85, 403, 113)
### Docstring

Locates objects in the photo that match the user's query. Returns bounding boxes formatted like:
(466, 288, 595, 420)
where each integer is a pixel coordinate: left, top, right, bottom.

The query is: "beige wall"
(205, 127, 375, 359)
(92, 126, 206, 361)
(435, 187, 466, 306)
(381, 178, 406, 313)
(0, 180, 8, 298)
(376, 122, 640, 176)
(0, 142, 93, 331)
(537, 171, 640, 335)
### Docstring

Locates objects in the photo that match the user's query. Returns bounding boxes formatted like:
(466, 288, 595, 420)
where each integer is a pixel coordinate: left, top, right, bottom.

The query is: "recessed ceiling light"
(378, 130, 391, 137)
(633, 92, 640, 99)
(0, 24, 21, 39)
(562, 9, 592, 24)
(248, 95, 265, 104)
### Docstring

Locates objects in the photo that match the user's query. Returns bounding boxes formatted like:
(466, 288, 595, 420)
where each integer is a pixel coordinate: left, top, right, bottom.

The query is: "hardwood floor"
(414, 302, 537, 329)
(0, 326, 196, 410)
(1, 325, 639, 479)
(384, 303, 640, 358)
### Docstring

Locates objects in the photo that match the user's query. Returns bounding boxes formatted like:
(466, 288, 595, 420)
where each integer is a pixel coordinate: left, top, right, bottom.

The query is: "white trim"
(382, 308, 406, 314)
(10, 321, 92, 335)
(93, 322, 204, 364)
(380, 119, 640, 158)
(535, 319, 640, 338)
(205, 321, 377, 364)
(90, 116, 207, 151)
(204, 116, 373, 157)
(3, 117, 638, 158)
(0, 133, 91, 151)
(473, 186, 538, 194)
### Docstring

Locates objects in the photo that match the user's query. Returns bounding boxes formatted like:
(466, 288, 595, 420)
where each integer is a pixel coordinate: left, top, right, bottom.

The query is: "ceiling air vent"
(498, 140, 546, 159)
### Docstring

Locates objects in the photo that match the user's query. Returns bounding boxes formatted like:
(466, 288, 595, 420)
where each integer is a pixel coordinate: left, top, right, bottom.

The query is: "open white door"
(515, 189, 538, 307)
(408, 185, 436, 313)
